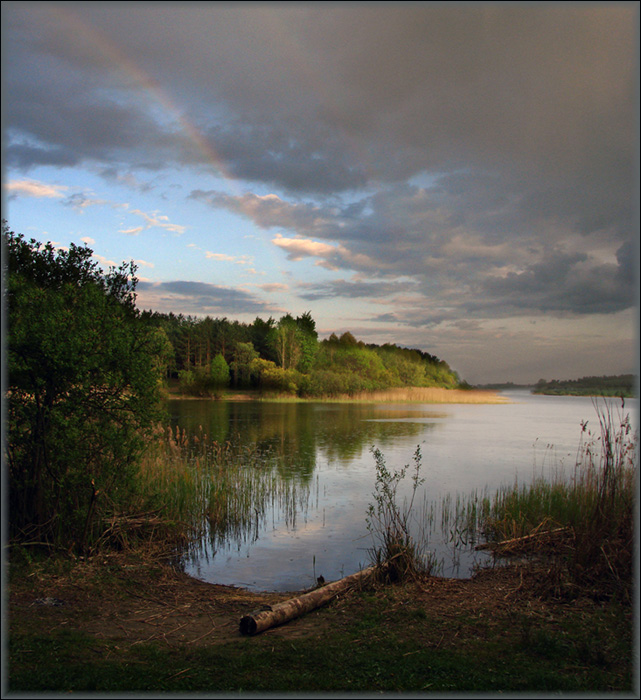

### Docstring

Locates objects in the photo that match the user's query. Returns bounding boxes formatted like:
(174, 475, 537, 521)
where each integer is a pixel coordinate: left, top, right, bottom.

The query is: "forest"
(532, 374, 637, 397)
(142, 309, 463, 398)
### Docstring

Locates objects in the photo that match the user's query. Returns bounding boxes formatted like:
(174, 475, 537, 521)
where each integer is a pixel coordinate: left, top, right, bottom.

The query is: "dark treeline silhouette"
(533, 375, 637, 398)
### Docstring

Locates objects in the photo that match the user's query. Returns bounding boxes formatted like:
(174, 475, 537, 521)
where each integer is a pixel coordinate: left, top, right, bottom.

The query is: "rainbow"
(37, 3, 240, 190)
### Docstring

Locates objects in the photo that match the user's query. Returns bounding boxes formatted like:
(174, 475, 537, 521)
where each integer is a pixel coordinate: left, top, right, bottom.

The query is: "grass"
(6, 396, 637, 693)
(184, 385, 510, 404)
(99, 423, 311, 556)
(342, 386, 510, 404)
(441, 397, 637, 602)
(295, 386, 508, 404)
(7, 571, 633, 693)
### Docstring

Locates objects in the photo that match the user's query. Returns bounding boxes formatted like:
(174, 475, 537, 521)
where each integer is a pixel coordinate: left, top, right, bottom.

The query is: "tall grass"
(126, 423, 310, 555)
(449, 398, 637, 600)
(318, 387, 509, 404)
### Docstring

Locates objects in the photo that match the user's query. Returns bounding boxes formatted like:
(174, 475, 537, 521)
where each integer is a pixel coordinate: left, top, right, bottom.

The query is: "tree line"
(143, 310, 462, 398)
(533, 375, 637, 398)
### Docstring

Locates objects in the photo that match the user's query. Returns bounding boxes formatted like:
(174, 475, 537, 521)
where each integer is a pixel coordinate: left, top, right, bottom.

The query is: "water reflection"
(166, 400, 438, 475)
(165, 399, 443, 590)
(164, 394, 637, 591)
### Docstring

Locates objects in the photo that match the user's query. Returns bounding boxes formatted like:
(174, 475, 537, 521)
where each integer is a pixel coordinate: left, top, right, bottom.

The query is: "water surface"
(167, 391, 638, 591)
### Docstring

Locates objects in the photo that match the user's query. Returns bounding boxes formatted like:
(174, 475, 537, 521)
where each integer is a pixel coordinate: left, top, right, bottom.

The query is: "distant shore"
(165, 385, 509, 404)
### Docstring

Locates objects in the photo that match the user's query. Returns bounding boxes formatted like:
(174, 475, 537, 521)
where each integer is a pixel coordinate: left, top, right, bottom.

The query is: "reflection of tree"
(166, 399, 443, 569)
(166, 399, 437, 475)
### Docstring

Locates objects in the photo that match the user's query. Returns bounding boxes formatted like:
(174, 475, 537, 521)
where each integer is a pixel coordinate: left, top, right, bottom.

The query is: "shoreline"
(164, 386, 510, 405)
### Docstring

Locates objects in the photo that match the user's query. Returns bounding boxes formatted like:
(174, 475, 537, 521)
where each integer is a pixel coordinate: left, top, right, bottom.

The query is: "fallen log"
(475, 527, 571, 551)
(239, 565, 377, 636)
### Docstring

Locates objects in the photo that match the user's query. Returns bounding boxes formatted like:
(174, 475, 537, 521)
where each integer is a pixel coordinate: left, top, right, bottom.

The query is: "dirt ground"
(7, 547, 584, 649)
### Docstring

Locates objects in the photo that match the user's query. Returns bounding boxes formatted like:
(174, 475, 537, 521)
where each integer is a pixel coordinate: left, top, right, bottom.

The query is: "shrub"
(5, 224, 165, 552)
(366, 446, 434, 582)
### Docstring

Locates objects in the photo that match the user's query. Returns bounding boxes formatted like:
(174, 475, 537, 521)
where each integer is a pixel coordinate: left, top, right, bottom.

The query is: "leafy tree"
(338, 331, 358, 346)
(4, 224, 166, 551)
(295, 311, 319, 373)
(230, 341, 258, 388)
(250, 316, 278, 363)
(209, 353, 231, 395)
(272, 314, 301, 371)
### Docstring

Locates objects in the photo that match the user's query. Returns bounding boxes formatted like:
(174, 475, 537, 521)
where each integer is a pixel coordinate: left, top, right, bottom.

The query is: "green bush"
(5, 224, 165, 551)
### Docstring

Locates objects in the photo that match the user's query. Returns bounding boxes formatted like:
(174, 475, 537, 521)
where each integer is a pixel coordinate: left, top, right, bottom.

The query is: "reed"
(131, 423, 309, 554)
(366, 446, 439, 581)
(317, 387, 509, 404)
(449, 398, 637, 600)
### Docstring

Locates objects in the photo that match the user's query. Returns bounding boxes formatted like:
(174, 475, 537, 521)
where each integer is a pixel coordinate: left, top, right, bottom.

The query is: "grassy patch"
(8, 589, 632, 693)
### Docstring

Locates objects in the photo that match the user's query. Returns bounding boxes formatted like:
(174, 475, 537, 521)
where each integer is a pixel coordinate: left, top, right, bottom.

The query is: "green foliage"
(251, 358, 301, 394)
(366, 446, 433, 581)
(230, 341, 259, 388)
(144, 307, 461, 397)
(4, 223, 165, 551)
(209, 353, 231, 393)
(177, 355, 230, 397)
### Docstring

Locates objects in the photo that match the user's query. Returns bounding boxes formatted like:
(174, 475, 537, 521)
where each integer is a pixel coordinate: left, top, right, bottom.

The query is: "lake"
(166, 391, 638, 592)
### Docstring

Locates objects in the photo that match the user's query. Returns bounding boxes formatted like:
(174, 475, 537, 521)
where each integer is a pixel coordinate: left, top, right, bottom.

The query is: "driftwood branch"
(475, 526, 571, 551)
(239, 565, 377, 636)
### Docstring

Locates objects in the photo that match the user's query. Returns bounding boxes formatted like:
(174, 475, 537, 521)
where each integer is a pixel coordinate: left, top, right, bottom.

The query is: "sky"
(2, 1, 639, 385)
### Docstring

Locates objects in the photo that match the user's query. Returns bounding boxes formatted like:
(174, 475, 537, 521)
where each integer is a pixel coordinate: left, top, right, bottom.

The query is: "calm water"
(167, 391, 638, 592)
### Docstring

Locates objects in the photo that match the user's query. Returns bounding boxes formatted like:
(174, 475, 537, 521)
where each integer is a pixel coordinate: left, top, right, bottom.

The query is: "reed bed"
(133, 423, 310, 556)
(322, 387, 509, 404)
(440, 398, 637, 600)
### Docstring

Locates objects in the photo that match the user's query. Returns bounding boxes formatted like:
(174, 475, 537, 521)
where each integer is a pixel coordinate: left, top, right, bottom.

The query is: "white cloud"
(92, 253, 118, 268)
(272, 234, 336, 261)
(5, 179, 68, 198)
(205, 251, 236, 262)
(128, 209, 187, 234)
(259, 282, 289, 293)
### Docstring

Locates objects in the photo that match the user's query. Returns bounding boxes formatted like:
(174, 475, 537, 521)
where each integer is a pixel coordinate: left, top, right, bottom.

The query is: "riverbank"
(6, 546, 634, 693)
(165, 385, 509, 404)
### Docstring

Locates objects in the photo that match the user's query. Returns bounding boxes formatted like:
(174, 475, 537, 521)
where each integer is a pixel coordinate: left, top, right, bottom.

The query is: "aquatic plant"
(366, 445, 436, 581)
(130, 423, 311, 556)
(464, 398, 637, 600)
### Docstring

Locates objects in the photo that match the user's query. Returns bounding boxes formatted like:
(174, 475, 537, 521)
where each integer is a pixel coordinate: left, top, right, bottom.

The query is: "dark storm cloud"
(205, 121, 368, 193)
(6, 4, 635, 190)
(298, 279, 419, 302)
(476, 243, 637, 316)
(136, 280, 276, 316)
(4, 2, 637, 323)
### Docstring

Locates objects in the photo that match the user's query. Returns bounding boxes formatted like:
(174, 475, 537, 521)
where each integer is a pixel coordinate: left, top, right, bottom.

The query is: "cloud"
(189, 190, 335, 236)
(204, 121, 368, 193)
(271, 235, 336, 262)
(3, 1, 637, 375)
(62, 192, 109, 211)
(136, 279, 278, 316)
(258, 283, 289, 293)
(298, 278, 419, 302)
(5, 179, 68, 198)
(92, 253, 118, 269)
(477, 244, 636, 316)
(126, 209, 186, 234)
(205, 252, 236, 262)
